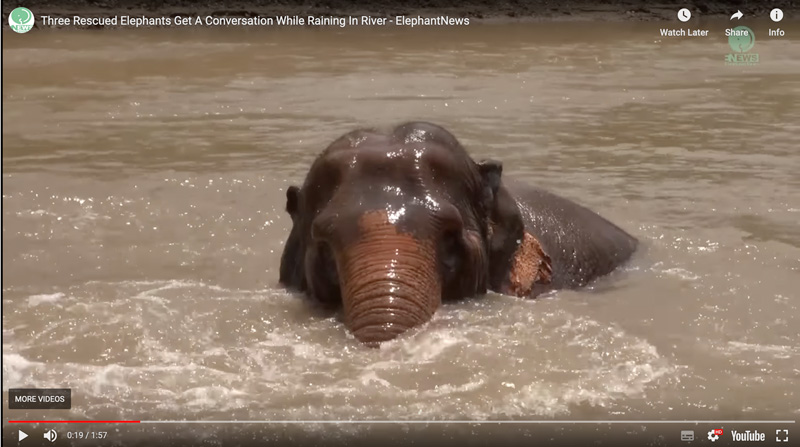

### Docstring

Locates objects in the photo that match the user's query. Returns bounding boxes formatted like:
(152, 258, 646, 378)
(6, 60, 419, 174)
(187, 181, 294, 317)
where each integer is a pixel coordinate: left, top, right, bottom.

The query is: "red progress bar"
(9, 420, 140, 423)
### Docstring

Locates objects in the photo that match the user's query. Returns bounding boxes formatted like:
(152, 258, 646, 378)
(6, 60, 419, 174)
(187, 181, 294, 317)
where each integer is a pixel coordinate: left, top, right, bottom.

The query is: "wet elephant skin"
(280, 122, 638, 345)
(486, 178, 638, 298)
(280, 122, 499, 345)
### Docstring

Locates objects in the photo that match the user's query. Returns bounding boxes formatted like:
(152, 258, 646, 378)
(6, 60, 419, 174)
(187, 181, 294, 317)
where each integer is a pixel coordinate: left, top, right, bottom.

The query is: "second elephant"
(485, 175, 638, 298)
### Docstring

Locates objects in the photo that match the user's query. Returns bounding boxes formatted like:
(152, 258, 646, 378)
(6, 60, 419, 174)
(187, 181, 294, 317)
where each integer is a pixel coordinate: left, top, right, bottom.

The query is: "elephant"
(485, 178, 638, 298)
(279, 122, 637, 345)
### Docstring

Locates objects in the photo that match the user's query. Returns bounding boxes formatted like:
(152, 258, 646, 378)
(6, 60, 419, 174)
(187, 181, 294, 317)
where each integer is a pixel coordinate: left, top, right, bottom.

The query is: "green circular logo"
(728, 26, 755, 53)
(8, 7, 35, 33)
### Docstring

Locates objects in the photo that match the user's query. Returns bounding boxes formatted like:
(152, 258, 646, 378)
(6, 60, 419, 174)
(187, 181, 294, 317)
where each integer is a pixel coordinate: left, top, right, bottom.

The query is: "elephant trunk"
(335, 211, 441, 346)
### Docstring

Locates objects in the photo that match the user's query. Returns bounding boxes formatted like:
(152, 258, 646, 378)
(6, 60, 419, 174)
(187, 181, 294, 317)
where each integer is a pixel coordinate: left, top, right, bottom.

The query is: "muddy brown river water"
(3, 20, 800, 445)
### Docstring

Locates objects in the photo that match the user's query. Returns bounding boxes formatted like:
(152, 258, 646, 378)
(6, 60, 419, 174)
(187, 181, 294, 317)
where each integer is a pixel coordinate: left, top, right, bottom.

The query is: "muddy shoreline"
(4, 0, 798, 29)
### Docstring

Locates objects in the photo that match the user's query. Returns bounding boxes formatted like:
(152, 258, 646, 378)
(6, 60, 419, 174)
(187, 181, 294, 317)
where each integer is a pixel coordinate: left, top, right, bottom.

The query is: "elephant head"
(280, 122, 503, 345)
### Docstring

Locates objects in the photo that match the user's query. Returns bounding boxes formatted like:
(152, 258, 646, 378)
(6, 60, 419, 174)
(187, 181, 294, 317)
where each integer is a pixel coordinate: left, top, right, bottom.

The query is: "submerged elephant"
(279, 122, 637, 345)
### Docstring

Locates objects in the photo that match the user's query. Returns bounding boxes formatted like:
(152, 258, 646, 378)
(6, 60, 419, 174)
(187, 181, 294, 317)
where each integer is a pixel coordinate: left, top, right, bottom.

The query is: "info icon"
(680, 430, 694, 441)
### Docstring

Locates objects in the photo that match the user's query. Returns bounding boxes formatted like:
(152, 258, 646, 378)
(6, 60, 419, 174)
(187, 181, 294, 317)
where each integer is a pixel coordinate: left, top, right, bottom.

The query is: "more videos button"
(8, 388, 71, 409)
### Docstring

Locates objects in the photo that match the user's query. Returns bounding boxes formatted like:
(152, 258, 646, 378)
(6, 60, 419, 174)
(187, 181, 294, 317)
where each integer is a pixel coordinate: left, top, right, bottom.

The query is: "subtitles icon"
(707, 428, 723, 442)
(681, 430, 694, 441)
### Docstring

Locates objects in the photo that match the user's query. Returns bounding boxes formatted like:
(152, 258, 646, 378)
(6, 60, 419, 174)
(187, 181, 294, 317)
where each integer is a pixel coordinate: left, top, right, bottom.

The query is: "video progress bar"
(10, 420, 795, 424)
(140, 420, 797, 424)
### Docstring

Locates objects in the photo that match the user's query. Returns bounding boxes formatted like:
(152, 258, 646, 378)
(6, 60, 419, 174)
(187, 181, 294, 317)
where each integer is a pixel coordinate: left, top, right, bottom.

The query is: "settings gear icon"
(708, 430, 720, 442)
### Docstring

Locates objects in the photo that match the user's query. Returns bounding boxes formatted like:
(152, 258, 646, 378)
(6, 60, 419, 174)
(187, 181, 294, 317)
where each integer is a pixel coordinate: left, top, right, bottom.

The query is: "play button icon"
(19, 430, 28, 441)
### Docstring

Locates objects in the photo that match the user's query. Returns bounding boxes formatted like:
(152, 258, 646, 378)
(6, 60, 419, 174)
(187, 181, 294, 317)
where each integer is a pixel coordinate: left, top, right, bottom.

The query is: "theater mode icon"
(680, 430, 694, 441)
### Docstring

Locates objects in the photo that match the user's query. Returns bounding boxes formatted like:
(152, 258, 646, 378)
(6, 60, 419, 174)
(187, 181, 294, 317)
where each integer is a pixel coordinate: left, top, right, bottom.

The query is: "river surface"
(3, 20, 799, 445)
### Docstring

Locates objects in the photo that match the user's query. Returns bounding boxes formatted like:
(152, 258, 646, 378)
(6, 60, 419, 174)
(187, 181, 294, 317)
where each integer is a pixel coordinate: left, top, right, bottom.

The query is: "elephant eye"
(425, 151, 461, 185)
(311, 215, 336, 242)
(439, 229, 464, 276)
(317, 242, 340, 287)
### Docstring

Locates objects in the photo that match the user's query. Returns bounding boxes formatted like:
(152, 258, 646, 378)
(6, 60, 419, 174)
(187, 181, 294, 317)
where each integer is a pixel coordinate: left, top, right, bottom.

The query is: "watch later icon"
(681, 430, 694, 441)
(678, 8, 691, 22)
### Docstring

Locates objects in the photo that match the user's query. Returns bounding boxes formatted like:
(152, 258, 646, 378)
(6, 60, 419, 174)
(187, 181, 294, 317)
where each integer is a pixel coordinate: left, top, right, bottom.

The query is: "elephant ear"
(477, 159, 502, 210)
(481, 177, 553, 298)
(279, 185, 307, 290)
(506, 231, 552, 298)
(477, 165, 529, 295)
(285, 185, 301, 218)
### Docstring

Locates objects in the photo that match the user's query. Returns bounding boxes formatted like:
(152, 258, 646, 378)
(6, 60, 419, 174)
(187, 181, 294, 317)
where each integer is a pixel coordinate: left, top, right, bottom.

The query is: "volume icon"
(44, 429, 58, 442)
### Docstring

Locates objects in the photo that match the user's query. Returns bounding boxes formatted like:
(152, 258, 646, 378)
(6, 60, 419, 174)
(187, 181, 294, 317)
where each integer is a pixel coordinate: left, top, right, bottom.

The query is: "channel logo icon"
(708, 428, 723, 442)
(8, 7, 35, 33)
